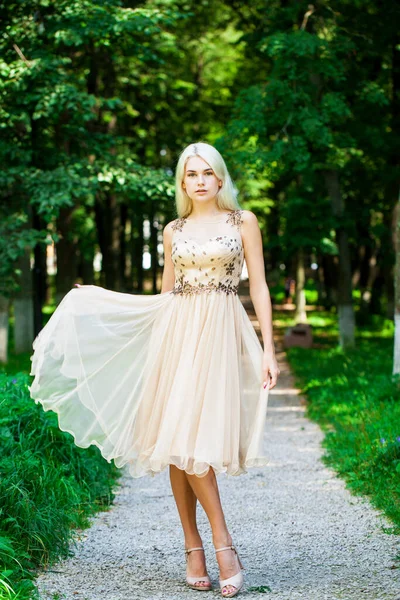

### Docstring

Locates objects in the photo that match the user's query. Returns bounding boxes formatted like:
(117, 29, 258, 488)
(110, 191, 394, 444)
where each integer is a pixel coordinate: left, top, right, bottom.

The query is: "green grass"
(273, 307, 394, 344)
(270, 278, 325, 306)
(286, 333, 400, 534)
(0, 371, 120, 600)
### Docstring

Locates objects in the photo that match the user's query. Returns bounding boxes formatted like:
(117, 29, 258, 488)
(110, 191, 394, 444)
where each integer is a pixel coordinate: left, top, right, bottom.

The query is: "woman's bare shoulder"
(240, 209, 260, 228)
(163, 219, 177, 240)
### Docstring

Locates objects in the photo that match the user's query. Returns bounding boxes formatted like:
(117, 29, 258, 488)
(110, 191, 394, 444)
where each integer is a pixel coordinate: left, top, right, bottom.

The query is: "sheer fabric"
(29, 210, 269, 477)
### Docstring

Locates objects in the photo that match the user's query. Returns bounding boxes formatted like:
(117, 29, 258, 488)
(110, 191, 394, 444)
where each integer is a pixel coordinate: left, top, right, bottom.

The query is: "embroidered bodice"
(170, 209, 244, 295)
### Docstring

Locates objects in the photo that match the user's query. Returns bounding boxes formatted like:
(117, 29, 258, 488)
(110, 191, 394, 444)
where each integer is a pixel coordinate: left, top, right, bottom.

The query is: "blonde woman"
(29, 141, 279, 598)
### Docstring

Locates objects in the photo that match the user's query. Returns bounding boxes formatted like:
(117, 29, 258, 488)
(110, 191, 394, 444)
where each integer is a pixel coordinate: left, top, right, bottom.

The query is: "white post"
(0, 295, 9, 364)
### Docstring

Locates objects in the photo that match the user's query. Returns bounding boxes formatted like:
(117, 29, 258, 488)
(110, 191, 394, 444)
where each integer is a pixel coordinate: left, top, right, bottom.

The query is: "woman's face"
(182, 155, 221, 202)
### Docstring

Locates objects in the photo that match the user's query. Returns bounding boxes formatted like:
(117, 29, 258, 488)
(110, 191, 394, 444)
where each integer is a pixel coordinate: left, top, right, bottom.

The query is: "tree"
(394, 196, 400, 375)
(222, 0, 400, 347)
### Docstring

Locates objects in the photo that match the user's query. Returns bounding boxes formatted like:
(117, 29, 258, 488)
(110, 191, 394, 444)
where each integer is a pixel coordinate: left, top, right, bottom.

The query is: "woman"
(29, 141, 279, 598)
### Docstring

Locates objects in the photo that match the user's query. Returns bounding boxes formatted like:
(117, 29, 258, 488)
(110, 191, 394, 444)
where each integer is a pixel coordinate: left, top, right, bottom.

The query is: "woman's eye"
(187, 172, 213, 177)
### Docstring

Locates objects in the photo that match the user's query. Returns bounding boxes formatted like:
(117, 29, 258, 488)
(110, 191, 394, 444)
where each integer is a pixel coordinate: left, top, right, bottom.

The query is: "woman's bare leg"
(186, 468, 241, 595)
(169, 465, 209, 586)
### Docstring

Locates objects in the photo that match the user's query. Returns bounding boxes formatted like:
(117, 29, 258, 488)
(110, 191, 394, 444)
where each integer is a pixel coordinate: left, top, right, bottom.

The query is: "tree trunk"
(323, 169, 355, 348)
(149, 200, 159, 294)
(294, 247, 307, 323)
(32, 207, 47, 336)
(120, 203, 128, 291)
(55, 206, 79, 303)
(393, 198, 400, 375)
(320, 254, 337, 309)
(0, 295, 9, 363)
(94, 193, 121, 291)
(131, 205, 144, 293)
(357, 241, 374, 315)
(80, 250, 95, 285)
(316, 253, 325, 306)
(369, 264, 385, 315)
(391, 32, 400, 374)
(375, 210, 396, 320)
(14, 248, 34, 353)
(265, 203, 280, 273)
(30, 114, 47, 336)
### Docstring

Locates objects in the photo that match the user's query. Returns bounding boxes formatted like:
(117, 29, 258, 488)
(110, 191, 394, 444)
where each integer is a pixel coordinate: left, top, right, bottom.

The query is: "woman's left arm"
(241, 210, 280, 390)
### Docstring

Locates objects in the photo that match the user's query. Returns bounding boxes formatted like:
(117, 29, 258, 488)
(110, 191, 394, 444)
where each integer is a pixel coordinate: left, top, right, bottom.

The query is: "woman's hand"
(262, 350, 280, 390)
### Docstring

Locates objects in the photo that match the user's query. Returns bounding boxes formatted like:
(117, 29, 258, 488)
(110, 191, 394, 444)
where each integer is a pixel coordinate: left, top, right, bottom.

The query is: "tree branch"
(300, 4, 315, 31)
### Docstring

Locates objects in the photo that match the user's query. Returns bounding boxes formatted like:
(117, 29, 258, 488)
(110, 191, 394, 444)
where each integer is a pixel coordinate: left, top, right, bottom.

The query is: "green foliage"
(224, 11, 361, 258)
(0, 372, 120, 599)
(248, 585, 272, 593)
(0, 0, 247, 298)
(0, 0, 181, 295)
(0, 212, 48, 297)
(222, 0, 399, 326)
(287, 338, 400, 532)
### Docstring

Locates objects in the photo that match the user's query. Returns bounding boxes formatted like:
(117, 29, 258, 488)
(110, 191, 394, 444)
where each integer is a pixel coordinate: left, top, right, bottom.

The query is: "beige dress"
(29, 209, 269, 478)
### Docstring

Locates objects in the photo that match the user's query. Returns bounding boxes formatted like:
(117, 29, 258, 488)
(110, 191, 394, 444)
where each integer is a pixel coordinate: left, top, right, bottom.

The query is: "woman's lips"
(196, 190, 207, 193)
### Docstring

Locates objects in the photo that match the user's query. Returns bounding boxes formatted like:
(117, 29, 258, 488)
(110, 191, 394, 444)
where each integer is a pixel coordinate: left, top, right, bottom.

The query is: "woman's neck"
(187, 204, 229, 221)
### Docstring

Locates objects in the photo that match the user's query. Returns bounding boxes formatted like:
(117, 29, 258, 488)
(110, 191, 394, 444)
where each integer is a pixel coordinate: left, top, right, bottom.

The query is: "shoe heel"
(236, 549, 244, 571)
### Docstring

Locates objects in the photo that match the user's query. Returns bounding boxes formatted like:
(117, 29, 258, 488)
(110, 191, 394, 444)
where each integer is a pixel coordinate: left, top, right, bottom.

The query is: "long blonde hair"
(175, 142, 241, 218)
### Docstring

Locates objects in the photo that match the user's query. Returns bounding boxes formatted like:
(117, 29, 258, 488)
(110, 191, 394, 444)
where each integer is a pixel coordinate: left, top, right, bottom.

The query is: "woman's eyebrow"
(186, 168, 213, 173)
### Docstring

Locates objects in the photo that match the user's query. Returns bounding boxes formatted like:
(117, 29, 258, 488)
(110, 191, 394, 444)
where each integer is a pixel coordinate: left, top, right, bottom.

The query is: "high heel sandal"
(185, 547, 212, 591)
(215, 545, 244, 598)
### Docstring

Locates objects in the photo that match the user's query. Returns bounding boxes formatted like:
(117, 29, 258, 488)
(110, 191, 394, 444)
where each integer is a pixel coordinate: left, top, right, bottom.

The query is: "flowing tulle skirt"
(29, 285, 269, 478)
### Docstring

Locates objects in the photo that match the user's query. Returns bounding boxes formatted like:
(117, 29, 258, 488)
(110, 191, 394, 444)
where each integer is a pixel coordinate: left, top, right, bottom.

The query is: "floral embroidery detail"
(172, 274, 239, 296)
(171, 217, 187, 232)
(226, 209, 244, 230)
(225, 261, 235, 275)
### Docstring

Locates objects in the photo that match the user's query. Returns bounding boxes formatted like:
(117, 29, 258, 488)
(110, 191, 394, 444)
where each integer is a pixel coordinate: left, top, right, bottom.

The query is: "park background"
(0, 1, 399, 598)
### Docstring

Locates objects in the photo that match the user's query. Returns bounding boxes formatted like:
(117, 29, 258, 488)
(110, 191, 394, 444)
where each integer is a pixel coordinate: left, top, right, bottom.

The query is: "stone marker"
(284, 323, 313, 348)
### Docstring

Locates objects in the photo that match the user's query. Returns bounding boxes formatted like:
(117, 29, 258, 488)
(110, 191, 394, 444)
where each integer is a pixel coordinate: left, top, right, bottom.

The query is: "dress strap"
(225, 209, 244, 232)
(171, 216, 188, 232)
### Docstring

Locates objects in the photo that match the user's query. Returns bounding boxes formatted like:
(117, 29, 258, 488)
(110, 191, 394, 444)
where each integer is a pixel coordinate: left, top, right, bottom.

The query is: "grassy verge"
(1, 283, 158, 599)
(282, 312, 400, 534)
(0, 370, 120, 600)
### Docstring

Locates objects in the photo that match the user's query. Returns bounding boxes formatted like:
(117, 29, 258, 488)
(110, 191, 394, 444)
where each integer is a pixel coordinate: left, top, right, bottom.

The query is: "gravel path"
(36, 307, 400, 600)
